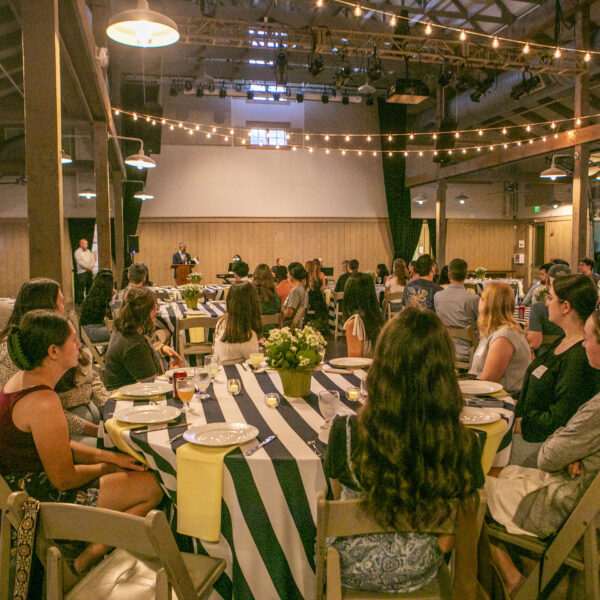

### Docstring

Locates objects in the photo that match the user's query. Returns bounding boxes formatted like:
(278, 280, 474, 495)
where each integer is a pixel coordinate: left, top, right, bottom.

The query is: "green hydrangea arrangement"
(265, 326, 326, 370)
(188, 272, 203, 284)
(474, 266, 487, 280)
(180, 283, 202, 299)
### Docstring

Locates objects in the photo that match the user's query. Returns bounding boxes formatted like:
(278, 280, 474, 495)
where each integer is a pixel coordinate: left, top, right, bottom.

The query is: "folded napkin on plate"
(176, 442, 240, 542)
(464, 397, 505, 408)
(104, 418, 149, 465)
(322, 367, 353, 375)
(108, 390, 166, 400)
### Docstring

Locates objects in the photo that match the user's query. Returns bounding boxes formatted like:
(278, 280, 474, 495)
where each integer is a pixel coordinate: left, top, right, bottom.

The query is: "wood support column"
(93, 121, 112, 270)
(22, 0, 69, 292)
(571, 2, 591, 268)
(112, 174, 125, 284)
(436, 180, 447, 265)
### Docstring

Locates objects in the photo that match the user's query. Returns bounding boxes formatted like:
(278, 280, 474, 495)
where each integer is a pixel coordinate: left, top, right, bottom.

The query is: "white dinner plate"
(117, 381, 173, 397)
(329, 357, 373, 369)
(114, 404, 181, 424)
(459, 407, 501, 426)
(183, 423, 259, 447)
(458, 380, 504, 396)
(165, 368, 195, 379)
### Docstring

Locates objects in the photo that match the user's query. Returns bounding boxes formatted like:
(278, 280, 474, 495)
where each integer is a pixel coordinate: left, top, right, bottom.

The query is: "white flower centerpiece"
(534, 285, 549, 303)
(264, 326, 326, 397)
(474, 266, 487, 281)
(188, 272, 203, 285)
(180, 283, 202, 309)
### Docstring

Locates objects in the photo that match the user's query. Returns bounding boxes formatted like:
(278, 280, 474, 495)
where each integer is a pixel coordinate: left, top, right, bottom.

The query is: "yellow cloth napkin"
(176, 442, 239, 542)
(464, 418, 508, 474)
(104, 418, 149, 465)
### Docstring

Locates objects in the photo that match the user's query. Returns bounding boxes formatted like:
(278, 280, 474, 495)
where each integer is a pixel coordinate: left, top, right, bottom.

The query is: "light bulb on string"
(542, 136, 547, 142)
(462, 149, 466, 154)
(489, 145, 494, 151)
(133, 113, 138, 120)
(432, 133, 437, 140)
(554, 133, 558, 139)
(188, 129, 193, 135)
(373, 152, 377, 157)
(358, 151, 362, 156)
(316, 0, 323, 7)
(418, 151, 423, 157)
(388, 135, 392, 142)
(195, 125, 200, 131)
(448, 150, 452, 155)
(146, 116, 150, 122)
(169, 124, 174, 131)
(404, 151, 408, 157)
(345, 135, 350, 142)
(305, 134, 310, 141)
(206, 133, 211, 138)
(478, 129, 483, 136)
(241, 139, 246, 145)
(455, 131, 460, 138)
(529, 139, 533, 144)
(178, 122, 183, 128)
(115, 109, 120, 116)
(225, 136, 229, 142)
(151, 120, 156, 125)
(409, 133, 414, 140)
(492, 36, 499, 48)
(551, 121, 556, 129)
(230, 129, 234, 135)
(324, 134, 329, 141)
(523, 43, 530, 54)
(526, 124, 531, 132)
(433, 150, 438, 156)
(554, 47, 561, 59)
(477, 147, 481, 152)
(425, 23, 432, 35)
(576, 117, 581, 126)
(459, 29, 467, 41)
(354, 4, 362, 17)
(161, 119, 166, 125)
(309, 147, 313, 153)
(503, 143, 508, 149)
(517, 141, 521, 146)
(367, 135, 372, 142)
(325, 149, 330, 154)
(502, 127, 507, 135)
(212, 127, 216, 133)
(388, 152, 392, 157)
(292, 146, 296, 151)
(389, 14, 397, 27)
(585, 51, 591, 62)
(342, 150, 346, 156)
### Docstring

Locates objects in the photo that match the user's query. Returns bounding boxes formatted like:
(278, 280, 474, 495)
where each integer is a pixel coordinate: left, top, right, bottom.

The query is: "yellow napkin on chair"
(176, 442, 240, 542)
(104, 418, 149, 465)
(464, 418, 508, 474)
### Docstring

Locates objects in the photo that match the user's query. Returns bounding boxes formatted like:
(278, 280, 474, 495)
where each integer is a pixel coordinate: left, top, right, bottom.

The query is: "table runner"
(102, 366, 515, 600)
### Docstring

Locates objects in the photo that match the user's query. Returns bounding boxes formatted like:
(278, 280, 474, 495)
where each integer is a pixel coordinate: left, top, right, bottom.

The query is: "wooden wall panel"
(445, 220, 517, 270)
(544, 218, 572, 263)
(0, 221, 29, 297)
(136, 218, 394, 286)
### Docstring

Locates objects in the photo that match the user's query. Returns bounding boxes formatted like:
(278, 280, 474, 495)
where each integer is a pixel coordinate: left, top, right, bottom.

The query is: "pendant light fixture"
(110, 135, 157, 170)
(540, 156, 568, 181)
(456, 192, 469, 205)
(133, 191, 154, 201)
(78, 189, 96, 199)
(106, 0, 179, 48)
(61, 150, 72, 164)
(412, 193, 427, 205)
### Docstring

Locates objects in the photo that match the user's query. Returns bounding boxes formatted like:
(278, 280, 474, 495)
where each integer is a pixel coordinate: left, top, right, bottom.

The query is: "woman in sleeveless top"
(0, 310, 163, 576)
(324, 309, 483, 593)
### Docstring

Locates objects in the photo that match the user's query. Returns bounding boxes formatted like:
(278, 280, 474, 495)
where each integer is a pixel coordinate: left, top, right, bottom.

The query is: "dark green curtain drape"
(427, 219, 436, 260)
(377, 98, 423, 263)
(67, 218, 96, 272)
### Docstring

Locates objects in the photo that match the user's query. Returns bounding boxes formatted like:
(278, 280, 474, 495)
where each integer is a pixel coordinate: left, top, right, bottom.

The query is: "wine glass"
(318, 390, 340, 430)
(195, 367, 211, 400)
(360, 378, 369, 402)
(177, 376, 196, 412)
(205, 355, 220, 381)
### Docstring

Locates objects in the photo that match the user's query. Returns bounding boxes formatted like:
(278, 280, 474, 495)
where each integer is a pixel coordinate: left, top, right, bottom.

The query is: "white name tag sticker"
(531, 365, 548, 379)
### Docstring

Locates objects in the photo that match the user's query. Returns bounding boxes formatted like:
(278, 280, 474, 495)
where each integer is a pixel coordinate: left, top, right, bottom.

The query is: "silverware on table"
(246, 434, 277, 456)
(131, 422, 188, 433)
(307, 440, 322, 457)
(170, 431, 187, 443)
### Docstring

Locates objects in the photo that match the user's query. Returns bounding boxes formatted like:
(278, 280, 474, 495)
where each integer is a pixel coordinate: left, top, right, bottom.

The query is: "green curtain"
(377, 99, 423, 263)
(427, 219, 436, 259)
(67, 218, 96, 272)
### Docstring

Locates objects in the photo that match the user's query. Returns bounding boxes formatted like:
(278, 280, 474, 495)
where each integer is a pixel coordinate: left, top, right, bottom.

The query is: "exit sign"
(534, 205, 540, 213)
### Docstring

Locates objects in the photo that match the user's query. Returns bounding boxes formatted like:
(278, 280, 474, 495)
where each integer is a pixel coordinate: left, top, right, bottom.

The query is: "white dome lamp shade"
(125, 151, 156, 170)
(106, 0, 179, 48)
(133, 191, 154, 201)
(540, 156, 568, 181)
(78, 189, 96, 200)
(456, 192, 470, 206)
(412, 193, 427, 205)
(61, 150, 72, 164)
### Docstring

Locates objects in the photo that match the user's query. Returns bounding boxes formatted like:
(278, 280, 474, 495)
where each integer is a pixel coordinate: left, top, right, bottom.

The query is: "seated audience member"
(55, 348, 108, 446)
(527, 263, 569, 356)
(213, 282, 262, 363)
(0, 310, 163, 575)
(274, 265, 292, 304)
(305, 259, 328, 334)
(438, 265, 450, 287)
(375, 263, 389, 285)
(401, 254, 443, 311)
(552, 257, 569, 266)
(408, 260, 418, 281)
(109, 262, 148, 319)
(334, 260, 350, 293)
(343, 273, 384, 357)
(325, 309, 483, 594)
(0, 278, 65, 387)
(486, 309, 600, 594)
(80, 269, 115, 343)
(252, 263, 282, 336)
(579, 257, 600, 283)
(385, 258, 409, 296)
(105, 287, 180, 390)
(522, 263, 552, 306)
(272, 257, 285, 270)
(469, 282, 530, 395)
(282, 265, 308, 327)
(512, 273, 600, 467)
(434, 258, 480, 364)
(313, 258, 326, 287)
(232, 260, 250, 282)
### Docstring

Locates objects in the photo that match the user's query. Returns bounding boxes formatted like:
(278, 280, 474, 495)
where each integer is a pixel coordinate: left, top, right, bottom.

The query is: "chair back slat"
(446, 325, 478, 369)
(261, 313, 281, 327)
(290, 306, 306, 331)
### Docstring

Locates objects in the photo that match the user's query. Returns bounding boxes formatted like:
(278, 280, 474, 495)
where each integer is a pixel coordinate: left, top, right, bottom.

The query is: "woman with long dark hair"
(79, 269, 115, 342)
(214, 282, 262, 363)
(0, 310, 162, 576)
(0, 278, 64, 387)
(104, 287, 180, 390)
(375, 263, 389, 284)
(253, 263, 281, 335)
(325, 309, 483, 593)
(305, 259, 328, 334)
(343, 273, 384, 357)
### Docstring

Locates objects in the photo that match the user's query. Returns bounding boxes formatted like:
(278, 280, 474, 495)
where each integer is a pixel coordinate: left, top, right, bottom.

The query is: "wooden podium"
(171, 263, 196, 286)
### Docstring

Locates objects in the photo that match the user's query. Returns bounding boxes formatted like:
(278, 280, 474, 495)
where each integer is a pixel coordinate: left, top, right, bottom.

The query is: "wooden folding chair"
(465, 282, 479, 295)
(333, 292, 344, 339)
(315, 491, 486, 600)
(261, 313, 281, 328)
(0, 477, 22, 600)
(290, 306, 306, 331)
(80, 326, 106, 370)
(103, 317, 114, 333)
(202, 290, 218, 302)
(445, 325, 478, 370)
(385, 291, 404, 320)
(486, 469, 600, 599)
(8, 494, 226, 600)
(175, 316, 217, 362)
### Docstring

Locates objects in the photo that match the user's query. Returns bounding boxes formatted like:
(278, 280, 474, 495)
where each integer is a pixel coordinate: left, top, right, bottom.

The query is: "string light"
(373, 151, 377, 157)
(325, 148, 330, 154)
(477, 147, 481, 152)
(212, 127, 217, 133)
(523, 43, 530, 54)
(503, 143, 508, 149)
(133, 113, 138, 120)
(388, 151, 392, 157)
(585, 51, 591, 62)
(489, 145, 494, 151)
(502, 127, 507, 135)
(419, 151, 423, 157)
(551, 121, 556, 129)
(188, 129, 193, 135)
(316, 0, 324, 6)
(161, 119, 166, 125)
(353, 3, 362, 17)
(576, 117, 581, 126)
(146, 116, 150, 122)
(455, 131, 460, 138)
(478, 129, 483, 136)
(462, 148, 467, 154)
(388, 135, 392, 142)
(225, 136, 229, 142)
(345, 135, 350, 142)
(169, 124, 174, 131)
(324, 134, 329, 141)
(178, 122, 183, 128)
(542, 136, 547, 142)
(309, 147, 313, 153)
(305, 134, 310, 141)
(241, 139, 246, 144)
(404, 151, 408, 157)
(526, 124, 531, 132)
(432, 133, 437, 140)
(554, 47, 561, 59)
(206, 133, 211, 138)
(151, 120, 156, 125)
(425, 23, 432, 35)
(342, 150, 346, 155)
(459, 29, 466, 41)
(195, 125, 200, 131)
(409, 133, 414, 140)
(492, 36, 499, 49)
(358, 150, 362, 156)
(292, 146, 297, 151)
(389, 14, 397, 27)
(367, 135, 372, 142)
(115, 109, 120, 116)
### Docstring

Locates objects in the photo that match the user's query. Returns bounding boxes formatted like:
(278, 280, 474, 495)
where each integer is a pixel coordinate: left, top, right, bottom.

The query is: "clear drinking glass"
(205, 355, 220, 381)
(360, 378, 369, 402)
(195, 367, 211, 400)
(177, 376, 196, 412)
(227, 378, 241, 396)
(318, 390, 340, 430)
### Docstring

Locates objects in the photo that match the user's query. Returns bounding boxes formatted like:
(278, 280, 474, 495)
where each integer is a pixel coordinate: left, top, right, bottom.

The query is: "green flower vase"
(184, 297, 198, 310)
(277, 369, 313, 397)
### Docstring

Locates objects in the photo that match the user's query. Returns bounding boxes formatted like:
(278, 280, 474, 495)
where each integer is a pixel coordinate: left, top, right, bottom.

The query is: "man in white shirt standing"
(74, 238, 95, 304)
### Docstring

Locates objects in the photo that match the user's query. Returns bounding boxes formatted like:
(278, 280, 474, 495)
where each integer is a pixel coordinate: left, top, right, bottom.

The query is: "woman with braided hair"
(104, 286, 181, 390)
(0, 310, 163, 577)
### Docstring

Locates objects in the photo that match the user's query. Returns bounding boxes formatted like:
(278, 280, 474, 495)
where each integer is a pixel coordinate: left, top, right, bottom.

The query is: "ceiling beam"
(406, 121, 600, 187)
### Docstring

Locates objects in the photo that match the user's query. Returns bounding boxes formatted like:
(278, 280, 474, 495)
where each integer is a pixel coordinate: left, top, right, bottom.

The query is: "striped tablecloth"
(157, 301, 226, 334)
(102, 366, 515, 600)
(203, 284, 230, 300)
(513, 306, 531, 327)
